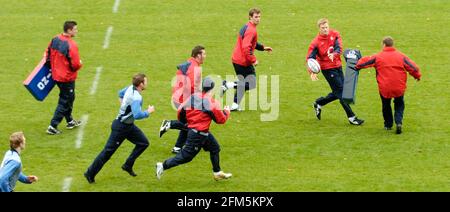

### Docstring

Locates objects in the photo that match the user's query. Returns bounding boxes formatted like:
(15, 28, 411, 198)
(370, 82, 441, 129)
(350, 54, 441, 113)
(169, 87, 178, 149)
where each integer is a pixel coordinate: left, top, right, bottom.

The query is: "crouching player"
(156, 77, 232, 181)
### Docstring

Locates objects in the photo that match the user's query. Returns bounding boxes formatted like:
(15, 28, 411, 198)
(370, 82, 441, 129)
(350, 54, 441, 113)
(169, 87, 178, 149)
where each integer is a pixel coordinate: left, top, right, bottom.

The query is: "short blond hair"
(10, 132, 25, 149)
(317, 18, 329, 27)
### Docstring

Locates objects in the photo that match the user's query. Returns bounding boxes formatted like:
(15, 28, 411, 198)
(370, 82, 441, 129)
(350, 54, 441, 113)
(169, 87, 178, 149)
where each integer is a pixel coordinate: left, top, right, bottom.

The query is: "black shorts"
(233, 63, 255, 78)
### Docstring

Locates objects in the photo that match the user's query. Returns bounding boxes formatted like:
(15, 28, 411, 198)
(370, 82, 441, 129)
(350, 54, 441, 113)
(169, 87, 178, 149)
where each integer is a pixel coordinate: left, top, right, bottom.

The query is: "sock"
(348, 116, 355, 121)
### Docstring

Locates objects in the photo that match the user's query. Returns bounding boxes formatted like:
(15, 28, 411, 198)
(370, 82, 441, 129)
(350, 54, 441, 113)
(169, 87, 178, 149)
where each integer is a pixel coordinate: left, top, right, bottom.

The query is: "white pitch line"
(103, 26, 113, 49)
(90, 66, 103, 95)
(62, 177, 73, 192)
(113, 0, 121, 13)
(75, 114, 89, 149)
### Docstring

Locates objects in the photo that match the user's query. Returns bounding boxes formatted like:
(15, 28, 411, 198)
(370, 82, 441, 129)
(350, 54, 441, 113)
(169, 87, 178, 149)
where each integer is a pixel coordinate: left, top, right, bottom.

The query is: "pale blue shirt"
(117, 85, 149, 124)
(0, 150, 30, 192)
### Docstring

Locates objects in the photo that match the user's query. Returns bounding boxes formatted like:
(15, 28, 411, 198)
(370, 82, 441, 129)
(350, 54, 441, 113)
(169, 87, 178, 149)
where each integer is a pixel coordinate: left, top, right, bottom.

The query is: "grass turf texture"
(0, 0, 448, 191)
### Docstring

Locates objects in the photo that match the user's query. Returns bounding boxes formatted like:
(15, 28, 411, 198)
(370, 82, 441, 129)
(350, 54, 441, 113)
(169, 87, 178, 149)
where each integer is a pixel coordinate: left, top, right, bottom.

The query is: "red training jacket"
(46, 34, 82, 82)
(232, 21, 265, 67)
(172, 58, 202, 106)
(178, 93, 230, 132)
(306, 30, 343, 71)
(356, 47, 421, 98)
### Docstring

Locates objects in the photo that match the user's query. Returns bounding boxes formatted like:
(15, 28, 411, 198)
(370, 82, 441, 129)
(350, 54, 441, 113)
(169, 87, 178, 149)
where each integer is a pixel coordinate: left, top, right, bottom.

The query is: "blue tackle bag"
(23, 57, 55, 101)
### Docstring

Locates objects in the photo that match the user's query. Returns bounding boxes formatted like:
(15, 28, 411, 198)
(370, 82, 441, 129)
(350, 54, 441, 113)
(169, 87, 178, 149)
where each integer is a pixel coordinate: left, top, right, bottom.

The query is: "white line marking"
(113, 0, 121, 13)
(103, 26, 113, 49)
(90, 66, 103, 95)
(75, 114, 89, 149)
(62, 177, 73, 192)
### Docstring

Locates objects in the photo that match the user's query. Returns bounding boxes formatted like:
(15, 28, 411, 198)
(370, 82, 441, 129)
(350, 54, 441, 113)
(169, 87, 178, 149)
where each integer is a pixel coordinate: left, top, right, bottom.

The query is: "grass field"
(0, 0, 449, 191)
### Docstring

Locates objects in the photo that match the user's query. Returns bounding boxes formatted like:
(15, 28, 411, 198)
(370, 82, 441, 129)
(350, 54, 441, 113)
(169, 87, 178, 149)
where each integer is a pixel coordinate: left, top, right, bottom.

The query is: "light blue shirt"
(117, 85, 149, 124)
(0, 150, 30, 192)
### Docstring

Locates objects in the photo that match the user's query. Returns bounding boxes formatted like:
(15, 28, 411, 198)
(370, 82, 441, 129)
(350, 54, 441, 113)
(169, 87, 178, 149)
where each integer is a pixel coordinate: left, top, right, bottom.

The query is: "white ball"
(307, 58, 321, 74)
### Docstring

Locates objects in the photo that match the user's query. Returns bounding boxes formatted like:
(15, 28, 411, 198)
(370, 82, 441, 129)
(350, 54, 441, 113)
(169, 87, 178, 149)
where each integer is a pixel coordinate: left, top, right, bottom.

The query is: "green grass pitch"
(0, 0, 448, 191)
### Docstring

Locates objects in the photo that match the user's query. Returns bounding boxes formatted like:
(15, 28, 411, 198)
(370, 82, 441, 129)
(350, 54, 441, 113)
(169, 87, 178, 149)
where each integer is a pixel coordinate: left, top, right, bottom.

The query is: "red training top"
(178, 93, 230, 132)
(46, 34, 82, 82)
(306, 29, 343, 71)
(356, 47, 421, 98)
(172, 57, 202, 106)
(232, 21, 265, 67)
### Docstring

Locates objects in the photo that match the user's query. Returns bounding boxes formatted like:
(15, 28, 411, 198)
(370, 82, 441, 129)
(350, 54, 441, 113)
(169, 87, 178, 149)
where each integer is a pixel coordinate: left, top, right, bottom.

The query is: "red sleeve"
(211, 101, 229, 124)
(334, 32, 343, 56)
(306, 39, 318, 74)
(402, 55, 421, 80)
(45, 41, 52, 65)
(69, 40, 82, 71)
(193, 66, 202, 92)
(306, 39, 317, 61)
(356, 55, 377, 70)
(242, 29, 257, 64)
(177, 103, 186, 121)
(45, 41, 51, 59)
(171, 72, 184, 104)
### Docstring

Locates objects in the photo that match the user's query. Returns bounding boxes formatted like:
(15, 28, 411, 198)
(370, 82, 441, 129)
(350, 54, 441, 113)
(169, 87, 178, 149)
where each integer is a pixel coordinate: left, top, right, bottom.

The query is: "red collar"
(248, 21, 257, 27)
(188, 57, 200, 66)
(61, 33, 72, 38)
(383, 47, 396, 52)
(318, 31, 331, 39)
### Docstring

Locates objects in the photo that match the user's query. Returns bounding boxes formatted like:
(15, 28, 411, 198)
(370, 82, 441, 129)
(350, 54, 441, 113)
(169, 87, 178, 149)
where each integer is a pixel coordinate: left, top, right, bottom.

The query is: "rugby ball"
(307, 58, 321, 74)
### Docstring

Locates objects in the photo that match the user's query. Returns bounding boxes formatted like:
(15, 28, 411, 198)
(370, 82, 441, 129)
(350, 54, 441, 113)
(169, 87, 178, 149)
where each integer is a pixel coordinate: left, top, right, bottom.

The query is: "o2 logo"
(37, 72, 52, 90)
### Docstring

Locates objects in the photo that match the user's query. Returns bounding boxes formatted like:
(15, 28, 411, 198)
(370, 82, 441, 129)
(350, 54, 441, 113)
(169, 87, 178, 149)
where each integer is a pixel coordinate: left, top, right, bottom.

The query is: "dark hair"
(383, 36, 394, 47)
(202, 77, 215, 93)
(191, 45, 205, 58)
(132, 73, 146, 87)
(64, 21, 77, 32)
(249, 8, 261, 17)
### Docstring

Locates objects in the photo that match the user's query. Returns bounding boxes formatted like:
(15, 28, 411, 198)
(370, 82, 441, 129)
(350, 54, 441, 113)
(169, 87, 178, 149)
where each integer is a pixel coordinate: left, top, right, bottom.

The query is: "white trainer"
(159, 120, 170, 138)
(230, 102, 241, 111)
(226, 81, 236, 89)
(156, 162, 164, 180)
(171, 147, 181, 154)
(213, 171, 232, 181)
